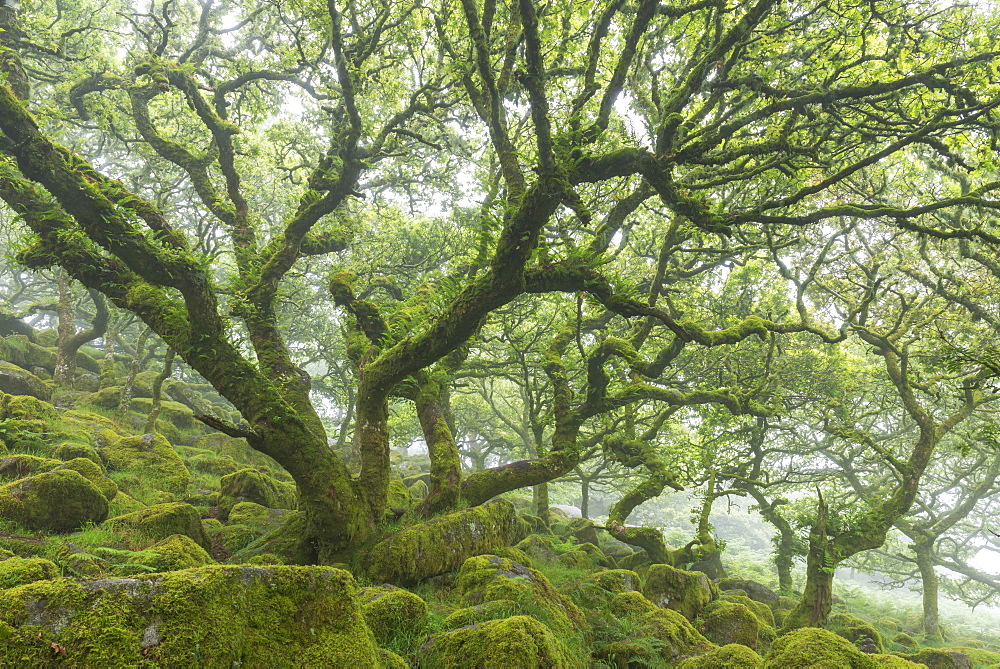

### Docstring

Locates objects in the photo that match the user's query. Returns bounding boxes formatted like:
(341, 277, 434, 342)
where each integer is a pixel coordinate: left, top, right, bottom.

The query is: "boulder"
(827, 612, 885, 654)
(104, 502, 211, 551)
(97, 432, 190, 494)
(0, 363, 51, 402)
(0, 566, 383, 666)
(217, 468, 297, 520)
(457, 554, 588, 640)
(0, 469, 108, 532)
(595, 608, 715, 665)
(763, 627, 880, 668)
(362, 499, 524, 585)
(123, 534, 214, 574)
(643, 563, 718, 620)
(585, 569, 641, 594)
(896, 649, 973, 669)
(52, 457, 118, 501)
(699, 601, 760, 650)
(358, 585, 428, 645)
(422, 615, 577, 668)
(678, 643, 764, 668)
(717, 577, 780, 605)
(0, 556, 60, 589)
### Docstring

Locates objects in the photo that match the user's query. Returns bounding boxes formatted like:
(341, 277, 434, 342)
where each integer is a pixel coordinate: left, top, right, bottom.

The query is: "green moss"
(896, 648, 975, 668)
(363, 499, 523, 585)
(699, 601, 760, 649)
(358, 585, 428, 645)
(0, 366, 52, 402)
(52, 441, 103, 465)
(0, 393, 57, 421)
(515, 533, 558, 563)
(98, 432, 190, 494)
(610, 590, 658, 618)
(187, 452, 240, 476)
(585, 569, 641, 594)
(456, 554, 589, 641)
(870, 655, 924, 668)
(377, 647, 410, 668)
(0, 556, 60, 589)
(0, 565, 382, 665)
(123, 533, 214, 574)
(763, 627, 879, 668)
(217, 467, 298, 520)
(827, 612, 885, 654)
(596, 608, 715, 665)
(643, 563, 718, 621)
(423, 615, 577, 668)
(232, 510, 314, 565)
(103, 502, 210, 551)
(678, 643, 764, 668)
(938, 647, 1000, 665)
(0, 469, 109, 532)
(719, 592, 776, 628)
(0, 454, 60, 481)
(53, 457, 118, 501)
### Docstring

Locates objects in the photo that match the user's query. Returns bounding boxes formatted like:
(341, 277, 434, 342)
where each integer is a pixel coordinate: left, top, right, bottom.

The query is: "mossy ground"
(0, 384, 994, 666)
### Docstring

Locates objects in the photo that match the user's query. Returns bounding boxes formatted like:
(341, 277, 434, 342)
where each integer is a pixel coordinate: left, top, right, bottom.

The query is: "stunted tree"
(2, 0, 999, 565)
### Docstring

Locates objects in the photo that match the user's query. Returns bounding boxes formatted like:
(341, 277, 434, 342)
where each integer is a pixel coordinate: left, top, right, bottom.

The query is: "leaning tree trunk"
(414, 370, 462, 516)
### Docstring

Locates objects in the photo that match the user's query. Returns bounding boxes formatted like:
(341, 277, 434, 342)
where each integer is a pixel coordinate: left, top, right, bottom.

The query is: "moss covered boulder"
(0, 454, 60, 481)
(52, 458, 118, 501)
(643, 563, 718, 620)
(0, 557, 60, 589)
(187, 452, 241, 476)
(0, 364, 51, 402)
(52, 441, 103, 466)
(358, 585, 428, 645)
(0, 565, 383, 665)
(611, 590, 659, 618)
(585, 569, 641, 594)
(103, 502, 211, 551)
(457, 554, 589, 640)
(763, 627, 879, 668)
(699, 600, 760, 649)
(217, 468, 297, 520)
(678, 643, 764, 668)
(515, 533, 558, 563)
(363, 499, 524, 585)
(827, 612, 885, 654)
(596, 608, 716, 666)
(123, 534, 214, 574)
(896, 648, 974, 668)
(0, 469, 108, 532)
(718, 577, 780, 605)
(98, 432, 190, 494)
(422, 615, 577, 668)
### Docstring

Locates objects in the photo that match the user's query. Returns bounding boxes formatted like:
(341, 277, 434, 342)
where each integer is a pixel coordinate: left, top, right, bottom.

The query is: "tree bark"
(915, 539, 944, 641)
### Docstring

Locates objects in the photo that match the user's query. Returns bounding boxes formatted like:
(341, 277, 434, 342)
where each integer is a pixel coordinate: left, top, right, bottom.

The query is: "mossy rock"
(595, 608, 715, 666)
(443, 599, 529, 630)
(123, 533, 214, 574)
(363, 499, 524, 585)
(0, 469, 109, 532)
(699, 601, 760, 650)
(51, 441, 103, 465)
(1, 336, 55, 371)
(678, 643, 764, 668)
(610, 590, 658, 618)
(422, 615, 577, 668)
(187, 452, 241, 476)
(939, 647, 1000, 665)
(0, 565, 382, 665)
(0, 393, 57, 421)
(228, 501, 293, 531)
(515, 533, 558, 563)
(643, 563, 718, 621)
(98, 432, 190, 494)
(231, 510, 314, 565)
(129, 397, 194, 429)
(378, 648, 410, 669)
(0, 362, 52, 402)
(618, 548, 651, 571)
(386, 475, 413, 513)
(565, 517, 599, 545)
(719, 592, 776, 628)
(896, 648, 974, 668)
(52, 457, 118, 501)
(103, 502, 211, 551)
(871, 655, 925, 668)
(0, 556, 60, 589)
(600, 538, 635, 560)
(493, 546, 533, 566)
(408, 479, 429, 500)
(108, 491, 147, 515)
(763, 627, 879, 668)
(457, 554, 589, 640)
(718, 577, 780, 605)
(828, 612, 885, 654)
(519, 513, 546, 534)
(358, 585, 428, 645)
(217, 468, 298, 520)
(892, 632, 918, 648)
(0, 454, 61, 481)
(585, 569, 641, 594)
(213, 523, 259, 554)
(61, 409, 121, 435)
